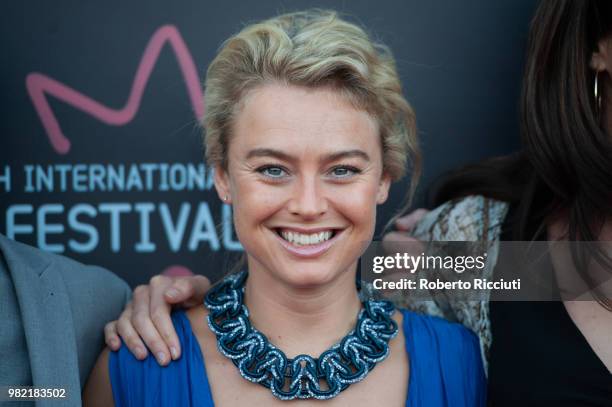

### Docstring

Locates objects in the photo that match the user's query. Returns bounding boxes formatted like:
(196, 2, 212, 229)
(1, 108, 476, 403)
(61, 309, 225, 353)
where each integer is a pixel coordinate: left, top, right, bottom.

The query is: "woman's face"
(214, 83, 391, 288)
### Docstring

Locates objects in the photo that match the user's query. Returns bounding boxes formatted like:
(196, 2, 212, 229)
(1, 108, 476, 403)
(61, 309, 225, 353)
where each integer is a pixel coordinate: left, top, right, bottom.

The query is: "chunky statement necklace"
(205, 271, 398, 400)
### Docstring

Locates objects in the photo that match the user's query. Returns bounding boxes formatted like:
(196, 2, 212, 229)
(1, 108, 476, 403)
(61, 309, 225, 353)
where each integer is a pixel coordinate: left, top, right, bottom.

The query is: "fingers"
(111, 273, 212, 366)
(383, 231, 420, 244)
(164, 275, 210, 305)
(148, 275, 183, 360)
(187, 275, 211, 307)
(395, 208, 430, 231)
(130, 284, 172, 366)
(148, 274, 212, 362)
(382, 231, 421, 255)
(115, 302, 149, 360)
(104, 320, 120, 351)
(165, 275, 211, 308)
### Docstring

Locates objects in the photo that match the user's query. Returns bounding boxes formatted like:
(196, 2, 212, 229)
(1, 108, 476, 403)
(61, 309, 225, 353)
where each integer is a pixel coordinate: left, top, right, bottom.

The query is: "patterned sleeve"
(387, 195, 508, 373)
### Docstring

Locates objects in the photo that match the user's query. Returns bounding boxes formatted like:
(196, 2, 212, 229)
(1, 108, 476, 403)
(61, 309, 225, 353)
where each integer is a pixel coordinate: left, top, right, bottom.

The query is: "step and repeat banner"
(0, 0, 535, 287)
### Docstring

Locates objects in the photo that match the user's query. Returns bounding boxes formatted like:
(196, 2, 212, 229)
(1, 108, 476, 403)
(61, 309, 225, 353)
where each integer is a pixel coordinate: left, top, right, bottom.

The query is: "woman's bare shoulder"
(184, 306, 211, 339)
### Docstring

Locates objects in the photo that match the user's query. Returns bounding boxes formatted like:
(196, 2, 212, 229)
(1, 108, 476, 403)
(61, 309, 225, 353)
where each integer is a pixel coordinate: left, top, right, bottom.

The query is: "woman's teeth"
(280, 230, 333, 246)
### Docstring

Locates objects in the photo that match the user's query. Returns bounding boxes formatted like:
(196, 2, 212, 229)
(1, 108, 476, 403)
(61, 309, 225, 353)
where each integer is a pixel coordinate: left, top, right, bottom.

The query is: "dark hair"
(433, 0, 612, 304)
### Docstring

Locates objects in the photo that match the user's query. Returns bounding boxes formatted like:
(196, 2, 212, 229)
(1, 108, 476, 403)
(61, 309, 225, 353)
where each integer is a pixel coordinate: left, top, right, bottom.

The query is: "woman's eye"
(330, 166, 359, 178)
(258, 166, 287, 178)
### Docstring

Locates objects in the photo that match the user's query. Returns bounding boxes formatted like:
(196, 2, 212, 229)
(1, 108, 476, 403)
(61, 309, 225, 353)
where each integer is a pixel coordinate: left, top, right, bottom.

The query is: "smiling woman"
(217, 83, 388, 289)
(83, 10, 485, 406)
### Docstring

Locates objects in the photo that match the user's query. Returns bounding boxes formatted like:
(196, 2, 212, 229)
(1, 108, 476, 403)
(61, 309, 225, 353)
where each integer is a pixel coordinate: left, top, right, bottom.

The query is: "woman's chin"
(273, 264, 353, 289)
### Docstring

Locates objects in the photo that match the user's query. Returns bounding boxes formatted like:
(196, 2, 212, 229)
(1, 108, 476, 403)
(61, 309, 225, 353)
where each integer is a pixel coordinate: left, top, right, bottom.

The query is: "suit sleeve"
(58, 260, 132, 388)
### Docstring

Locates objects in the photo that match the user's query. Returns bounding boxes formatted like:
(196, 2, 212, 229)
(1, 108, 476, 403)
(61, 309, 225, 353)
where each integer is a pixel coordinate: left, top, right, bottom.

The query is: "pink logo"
(26, 25, 204, 155)
(25, 25, 206, 277)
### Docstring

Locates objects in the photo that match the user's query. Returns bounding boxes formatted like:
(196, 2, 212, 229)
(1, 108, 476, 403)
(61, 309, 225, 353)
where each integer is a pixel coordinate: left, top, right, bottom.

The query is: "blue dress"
(109, 309, 486, 406)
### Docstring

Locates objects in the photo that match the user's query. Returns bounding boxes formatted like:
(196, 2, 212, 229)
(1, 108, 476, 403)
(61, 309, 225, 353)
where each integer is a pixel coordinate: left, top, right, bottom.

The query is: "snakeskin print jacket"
(386, 195, 509, 374)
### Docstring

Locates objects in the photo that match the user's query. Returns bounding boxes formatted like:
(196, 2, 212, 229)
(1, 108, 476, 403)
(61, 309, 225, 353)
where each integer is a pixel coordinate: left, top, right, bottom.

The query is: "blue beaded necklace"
(205, 271, 398, 401)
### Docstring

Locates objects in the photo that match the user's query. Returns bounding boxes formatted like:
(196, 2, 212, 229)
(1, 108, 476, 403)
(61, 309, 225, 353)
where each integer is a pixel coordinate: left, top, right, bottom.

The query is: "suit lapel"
(1, 237, 82, 406)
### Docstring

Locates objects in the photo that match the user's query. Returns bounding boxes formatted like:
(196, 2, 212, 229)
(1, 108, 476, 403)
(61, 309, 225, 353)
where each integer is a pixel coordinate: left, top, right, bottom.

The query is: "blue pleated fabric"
(403, 311, 487, 407)
(109, 309, 486, 406)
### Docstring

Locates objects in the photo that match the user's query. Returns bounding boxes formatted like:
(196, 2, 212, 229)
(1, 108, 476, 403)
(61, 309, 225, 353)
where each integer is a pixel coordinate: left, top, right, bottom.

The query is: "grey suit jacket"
(0, 234, 131, 406)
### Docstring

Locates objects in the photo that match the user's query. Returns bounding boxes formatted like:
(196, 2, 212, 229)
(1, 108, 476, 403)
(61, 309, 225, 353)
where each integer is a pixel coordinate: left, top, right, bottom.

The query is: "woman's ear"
(213, 165, 231, 204)
(376, 174, 392, 204)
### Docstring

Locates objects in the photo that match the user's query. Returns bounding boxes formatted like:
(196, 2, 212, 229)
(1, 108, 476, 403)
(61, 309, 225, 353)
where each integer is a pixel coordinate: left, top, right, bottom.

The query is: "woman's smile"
(273, 226, 345, 258)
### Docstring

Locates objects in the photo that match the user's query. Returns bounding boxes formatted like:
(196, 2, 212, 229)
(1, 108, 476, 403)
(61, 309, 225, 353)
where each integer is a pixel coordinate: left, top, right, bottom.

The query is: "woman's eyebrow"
(245, 148, 370, 162)
(245, 148, 293, 161)
(324, 150, 370, 163)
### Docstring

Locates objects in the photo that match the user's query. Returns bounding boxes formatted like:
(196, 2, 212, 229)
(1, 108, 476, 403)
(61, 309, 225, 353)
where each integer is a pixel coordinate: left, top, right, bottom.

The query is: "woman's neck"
(243, 262, 362, 358)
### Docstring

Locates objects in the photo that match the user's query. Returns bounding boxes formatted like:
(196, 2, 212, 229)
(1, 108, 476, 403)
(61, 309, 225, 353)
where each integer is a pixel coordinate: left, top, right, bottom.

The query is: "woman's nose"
(287, 176, 328, 218)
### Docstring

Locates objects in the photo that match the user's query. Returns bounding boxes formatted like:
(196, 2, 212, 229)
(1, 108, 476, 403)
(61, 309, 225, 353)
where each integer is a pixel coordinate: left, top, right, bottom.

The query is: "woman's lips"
(273, 228, 343, 258)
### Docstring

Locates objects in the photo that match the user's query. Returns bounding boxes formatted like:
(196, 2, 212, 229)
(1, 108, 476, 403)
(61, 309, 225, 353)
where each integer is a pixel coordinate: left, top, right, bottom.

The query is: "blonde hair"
(204, 9, 420, 190)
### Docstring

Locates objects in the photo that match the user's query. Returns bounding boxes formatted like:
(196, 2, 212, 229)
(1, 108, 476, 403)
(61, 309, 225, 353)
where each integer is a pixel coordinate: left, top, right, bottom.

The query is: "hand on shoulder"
(104, 274, 210, 366)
